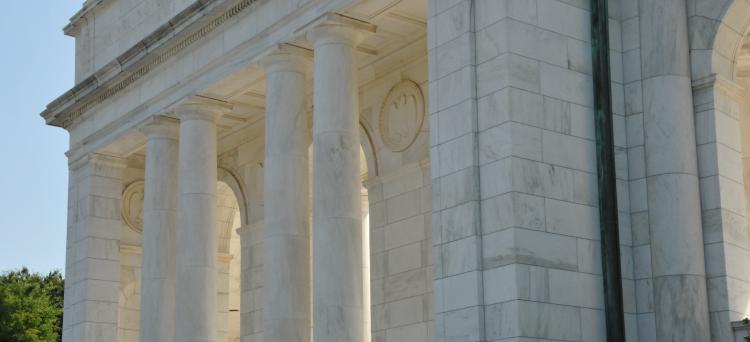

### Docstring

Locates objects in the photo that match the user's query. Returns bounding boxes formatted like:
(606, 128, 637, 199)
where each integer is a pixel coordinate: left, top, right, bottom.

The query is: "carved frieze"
(378, 80, 425, 152)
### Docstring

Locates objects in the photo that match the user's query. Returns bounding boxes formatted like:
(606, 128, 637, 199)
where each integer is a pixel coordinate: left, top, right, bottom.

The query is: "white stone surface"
(63, 154, 126, 342)
(638, 0, 711, 340)
(260, 45, 312, 342)
(139, 117, 179, 342)
(174, 96, 231, 342)
(307, 17, 372, 342)
(49, 0, 750, 341)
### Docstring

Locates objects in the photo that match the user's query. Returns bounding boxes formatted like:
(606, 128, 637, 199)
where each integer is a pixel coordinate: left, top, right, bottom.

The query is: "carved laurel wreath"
(378, 80, 425, 152)
(121, 180, 145, 234)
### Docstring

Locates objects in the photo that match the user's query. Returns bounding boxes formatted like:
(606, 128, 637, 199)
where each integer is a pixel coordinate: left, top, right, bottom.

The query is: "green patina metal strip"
(591, 0, 626, 340)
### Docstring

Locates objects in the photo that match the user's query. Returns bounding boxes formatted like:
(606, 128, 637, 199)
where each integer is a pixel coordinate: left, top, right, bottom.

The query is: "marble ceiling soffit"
(41, 0, 258, 129)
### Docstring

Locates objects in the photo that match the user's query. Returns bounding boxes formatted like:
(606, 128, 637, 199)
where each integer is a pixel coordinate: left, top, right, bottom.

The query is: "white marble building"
(41, 0, 750, 341)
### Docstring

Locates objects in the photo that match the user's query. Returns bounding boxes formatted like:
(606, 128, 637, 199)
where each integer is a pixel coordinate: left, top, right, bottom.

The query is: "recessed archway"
(217, 181, 243, 342)
(692, 1, 750, 339)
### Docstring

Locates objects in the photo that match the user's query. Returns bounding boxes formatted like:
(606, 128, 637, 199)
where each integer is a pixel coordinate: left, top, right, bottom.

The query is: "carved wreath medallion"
(379, 80, 425, 152)
(122, 181, 145, 234)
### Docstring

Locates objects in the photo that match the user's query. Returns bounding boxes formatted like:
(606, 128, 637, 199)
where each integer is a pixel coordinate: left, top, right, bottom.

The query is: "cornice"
(63, 0, 108, 37)
(43, 0, 259, 129)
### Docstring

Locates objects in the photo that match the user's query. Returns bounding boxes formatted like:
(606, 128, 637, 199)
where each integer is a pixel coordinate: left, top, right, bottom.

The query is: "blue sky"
(0, 1, 81, 275)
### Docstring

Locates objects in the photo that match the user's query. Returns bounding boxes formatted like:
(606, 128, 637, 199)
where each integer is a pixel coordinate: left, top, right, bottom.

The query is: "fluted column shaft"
(261, 46, 312, 342)
(307, 19, 372, 342)
(140, 117, 179, 342)
(175, 96, 230, 342)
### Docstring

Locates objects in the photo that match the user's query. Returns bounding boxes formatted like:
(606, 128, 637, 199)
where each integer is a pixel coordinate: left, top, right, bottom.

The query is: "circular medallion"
(122, 181, 145, 234)
(378, 80, 425, 152)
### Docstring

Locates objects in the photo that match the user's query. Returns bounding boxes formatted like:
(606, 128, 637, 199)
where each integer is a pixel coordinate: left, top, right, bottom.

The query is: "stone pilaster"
(63, 153, 126, 342)
(427, 1, 483, 340)
(174, 96, 232, 342)
(138, 116, 179, 342)
(307, 14, 375, 342)
(260, 44, 313, 342)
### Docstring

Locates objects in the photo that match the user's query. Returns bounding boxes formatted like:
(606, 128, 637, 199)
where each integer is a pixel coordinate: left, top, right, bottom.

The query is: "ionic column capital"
(259, 44, 313, 75)
(305, 13, 375, 48)
(139, 116, 179, 140)
(175, 95, 232, 122)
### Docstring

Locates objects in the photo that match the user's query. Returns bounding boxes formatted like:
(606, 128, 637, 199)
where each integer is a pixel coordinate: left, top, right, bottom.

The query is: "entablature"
(46, 0, 247, 128)
(54, 0, 426, 168)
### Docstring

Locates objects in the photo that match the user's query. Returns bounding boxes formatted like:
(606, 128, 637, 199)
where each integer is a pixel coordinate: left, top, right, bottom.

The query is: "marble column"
(307, 15, 374, 341)
(260, 45, 312, 342)
(139, 117, 179, 342)
(174, 96, 231, 342)
(639, 0, 710, 340)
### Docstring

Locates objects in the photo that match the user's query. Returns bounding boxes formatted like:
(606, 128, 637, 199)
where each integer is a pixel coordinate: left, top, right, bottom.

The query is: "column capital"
(175, 95, 233, 122)
(259, 44, 313, 75)
(139, 116, 179, 140)
(305, 13, 376, 48)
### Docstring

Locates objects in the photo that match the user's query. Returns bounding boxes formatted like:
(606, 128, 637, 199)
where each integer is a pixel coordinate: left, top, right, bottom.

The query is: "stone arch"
(360, 120, 379, 178)
(218, 167, 249, 227)
(690, 0, 750, 81)
(216, 180, 242, 342)
(690, 1, 750, 340)
(217, 181, 241, 254)
(359, 142, 373, 342)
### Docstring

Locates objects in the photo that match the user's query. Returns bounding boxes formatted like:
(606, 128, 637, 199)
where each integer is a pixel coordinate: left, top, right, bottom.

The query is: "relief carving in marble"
(121, 180, 144, 234)
(378, 80, 425, 152)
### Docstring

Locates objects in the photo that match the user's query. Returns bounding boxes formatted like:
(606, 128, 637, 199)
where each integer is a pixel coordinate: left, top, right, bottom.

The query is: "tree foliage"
(0, 268, 64, 342)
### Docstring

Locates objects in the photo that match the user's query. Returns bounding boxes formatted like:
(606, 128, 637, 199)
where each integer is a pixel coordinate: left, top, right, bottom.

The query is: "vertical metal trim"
(590, 0, 627, 340)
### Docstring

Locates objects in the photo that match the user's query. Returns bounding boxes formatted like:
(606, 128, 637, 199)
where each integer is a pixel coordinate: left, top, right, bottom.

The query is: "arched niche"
(218, 167, 249, 227)
(691, 0, 750, 81)
(216, 180, 243, 342)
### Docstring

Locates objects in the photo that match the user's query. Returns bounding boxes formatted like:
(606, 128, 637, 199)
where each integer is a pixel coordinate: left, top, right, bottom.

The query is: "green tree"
(0, 268, 64, 342)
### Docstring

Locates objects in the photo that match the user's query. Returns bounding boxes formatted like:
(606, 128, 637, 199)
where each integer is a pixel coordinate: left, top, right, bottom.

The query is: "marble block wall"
(70, 0, 196, 81)
(217, 255, 232, 341)
(239, 221, 264, 342)
(427, 0, 638, 340)
(693, 75, 750, 340)
(117, 247, 142, 342)
(63, 154, 126, 342)
(367, 162, 434, 342)
(357, 37, 433, 342)
(619, 0, 658, 340)
(427, 0, 484, 339)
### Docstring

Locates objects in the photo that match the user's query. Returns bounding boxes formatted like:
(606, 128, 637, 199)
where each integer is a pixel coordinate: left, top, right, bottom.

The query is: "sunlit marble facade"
(42, 0, 750, 341)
